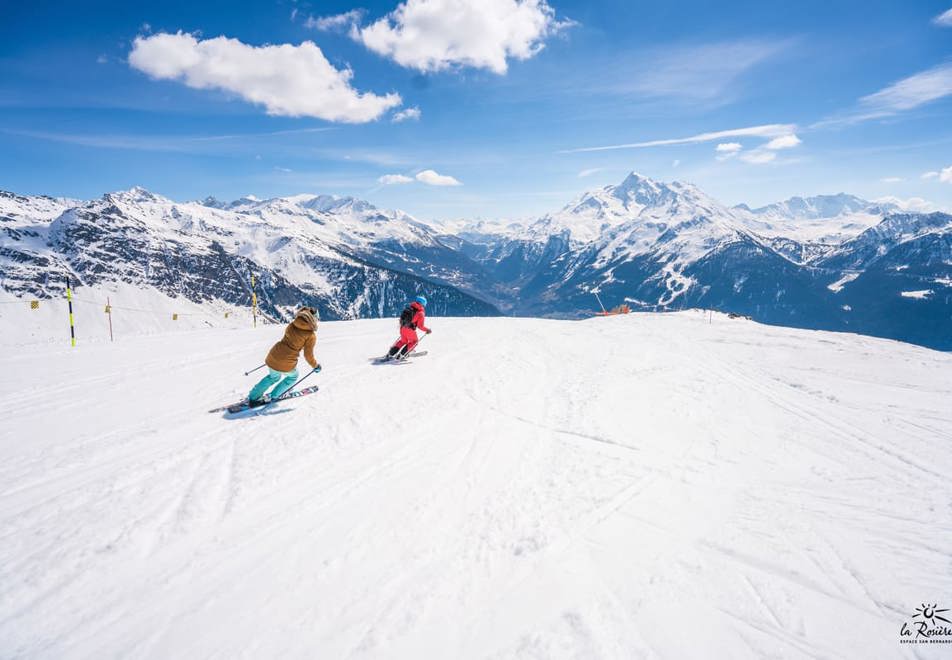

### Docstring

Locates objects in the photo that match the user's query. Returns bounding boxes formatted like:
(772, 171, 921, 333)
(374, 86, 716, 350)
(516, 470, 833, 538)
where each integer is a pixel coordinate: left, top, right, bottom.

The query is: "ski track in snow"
(0, 312, 950, 659)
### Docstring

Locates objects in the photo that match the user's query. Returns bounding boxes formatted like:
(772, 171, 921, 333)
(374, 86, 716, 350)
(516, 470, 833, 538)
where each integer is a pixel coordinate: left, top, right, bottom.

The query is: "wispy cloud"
(610, 39, 791, 102)
(918, 166, 952, 184)
(304, 9, 364, 33)
(392, 106, 422, 123)
(563, 123, 796, 153)
(860, 62, 952, 113)
(816, 62, 952, 127)
(193, 126, 338, 141)
(318, 148, 415, 167)
(4, 126, 338, 153)
(880, 176, 903, 183)
(577, 167, 604, 178)
(933, 7, 952, 26)
(739, 150, 776, 164)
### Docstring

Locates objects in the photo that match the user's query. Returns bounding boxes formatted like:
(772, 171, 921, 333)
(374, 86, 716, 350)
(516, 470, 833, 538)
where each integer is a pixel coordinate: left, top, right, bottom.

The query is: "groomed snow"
(1, 312, 950, 658)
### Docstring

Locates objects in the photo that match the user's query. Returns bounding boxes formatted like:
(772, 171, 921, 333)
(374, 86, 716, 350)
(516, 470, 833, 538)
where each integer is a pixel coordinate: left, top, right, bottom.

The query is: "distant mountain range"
(2, 173, 950, 350)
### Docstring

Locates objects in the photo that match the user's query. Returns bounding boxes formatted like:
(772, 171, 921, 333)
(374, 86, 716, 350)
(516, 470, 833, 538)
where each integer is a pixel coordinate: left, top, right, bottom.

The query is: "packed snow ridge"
(0, 313, 949, 658)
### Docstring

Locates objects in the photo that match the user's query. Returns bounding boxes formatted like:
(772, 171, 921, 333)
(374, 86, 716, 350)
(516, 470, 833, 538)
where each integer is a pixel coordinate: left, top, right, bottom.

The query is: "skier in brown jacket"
(248, 306, 321, 404)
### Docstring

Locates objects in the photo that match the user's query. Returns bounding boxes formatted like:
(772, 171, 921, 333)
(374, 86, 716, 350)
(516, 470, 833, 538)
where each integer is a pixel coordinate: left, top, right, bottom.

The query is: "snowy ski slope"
(1, 312, 950, 658)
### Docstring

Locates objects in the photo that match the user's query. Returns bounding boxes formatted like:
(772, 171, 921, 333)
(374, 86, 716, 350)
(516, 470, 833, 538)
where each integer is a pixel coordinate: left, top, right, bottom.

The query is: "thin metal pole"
(251, 274, 257, 328)
(277, 365, 320, 397)
(66, 276, 76, 347)
(397, 332, 427, 361)
(107, 296, 114, 342)
(594, 291, 607, 313)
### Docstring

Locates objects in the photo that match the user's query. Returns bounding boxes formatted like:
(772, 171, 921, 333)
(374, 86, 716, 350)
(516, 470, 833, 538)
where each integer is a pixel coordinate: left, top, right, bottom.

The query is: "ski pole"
(278, 365, 321, 397)
(245, 363, 266, 376)
(398, 333, 428, 361)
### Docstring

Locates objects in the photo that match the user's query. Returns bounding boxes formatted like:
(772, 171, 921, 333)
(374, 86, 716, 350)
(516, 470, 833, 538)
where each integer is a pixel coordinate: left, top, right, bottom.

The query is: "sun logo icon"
(913, 604, 951, 627)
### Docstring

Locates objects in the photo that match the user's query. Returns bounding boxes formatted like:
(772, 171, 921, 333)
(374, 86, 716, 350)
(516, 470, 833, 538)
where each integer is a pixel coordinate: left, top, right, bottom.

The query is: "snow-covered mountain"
(733, 193, 902, 246)
(445, 174, 951, 349)
(2, 174, 950, 349)
(1, 187, 499, 322)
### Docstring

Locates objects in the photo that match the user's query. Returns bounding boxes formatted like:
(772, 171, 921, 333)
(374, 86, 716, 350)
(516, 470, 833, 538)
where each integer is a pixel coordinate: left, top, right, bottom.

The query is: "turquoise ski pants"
(249, 367, 298, 402)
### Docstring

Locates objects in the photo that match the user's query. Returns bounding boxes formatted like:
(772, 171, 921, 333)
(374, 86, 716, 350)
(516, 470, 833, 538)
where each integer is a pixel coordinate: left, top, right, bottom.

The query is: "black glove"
(313, 364, 322, 372)
(425, 329, 432, 334)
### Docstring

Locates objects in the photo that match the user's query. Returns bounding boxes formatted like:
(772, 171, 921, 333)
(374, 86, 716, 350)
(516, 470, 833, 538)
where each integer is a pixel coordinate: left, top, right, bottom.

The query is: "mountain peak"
(199, 196, 226, 209)
(615, 171, 660, 192)
(747, 193, 892, 220)
(105, 186, 168, 205)
(299, 194, 377, 214)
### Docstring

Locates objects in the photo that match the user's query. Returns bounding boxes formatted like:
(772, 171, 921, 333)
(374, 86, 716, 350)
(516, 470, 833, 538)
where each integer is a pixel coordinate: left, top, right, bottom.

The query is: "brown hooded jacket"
(265, 309, 318, 372)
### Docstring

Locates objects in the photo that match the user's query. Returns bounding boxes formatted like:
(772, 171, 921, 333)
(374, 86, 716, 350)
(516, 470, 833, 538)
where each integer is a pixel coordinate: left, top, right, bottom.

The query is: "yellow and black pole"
(106, 297, 113, 342)
(66, 276, 76, 347)
(251, 274, 258, 328)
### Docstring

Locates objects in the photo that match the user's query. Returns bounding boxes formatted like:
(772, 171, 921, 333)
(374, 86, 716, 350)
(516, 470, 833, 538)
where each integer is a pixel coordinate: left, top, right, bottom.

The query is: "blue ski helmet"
(414, 295, 428, 307)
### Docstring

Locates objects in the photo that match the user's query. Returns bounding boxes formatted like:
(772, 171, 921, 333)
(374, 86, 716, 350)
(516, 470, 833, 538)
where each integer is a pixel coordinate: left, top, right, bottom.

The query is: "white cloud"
(128, 31, 401, 123)
(96, 54, 108, 64)
(304, 9, 364, 32)
(415, 169, 462, 186)
(819, 62, 952, 126)
(875, 196, 937, 213)
(739, 150, 776, 164)
(392, 106, 422, 122)
(922, 171, 940, 179)
(860, 62, 952, 113)
(942, 165, 952, 183)
(378, 173, 414, 184)
(933, 8, 952, 26)
(619, 39, 790, 102)
(765, 134, 801, 149)
(715, 142, 742, 153)
(577, 167, 604, 178)
(356, 0, 574, 74)
(715, 142, 743, 161)
(564, 123, 795, 153)
(672, 159, 680, 168)
(880, 176, 903, 183)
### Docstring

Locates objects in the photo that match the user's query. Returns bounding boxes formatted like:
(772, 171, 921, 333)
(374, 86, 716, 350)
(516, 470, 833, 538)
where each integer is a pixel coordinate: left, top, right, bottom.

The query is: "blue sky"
(2, 0, 951, 219)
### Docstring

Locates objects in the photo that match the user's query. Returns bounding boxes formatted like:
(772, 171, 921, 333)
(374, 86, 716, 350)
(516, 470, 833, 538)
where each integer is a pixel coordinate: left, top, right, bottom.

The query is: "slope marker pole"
(66, 276, 76, 347)
(251, 274, 258, 328)
(106, 297, 114, 342)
